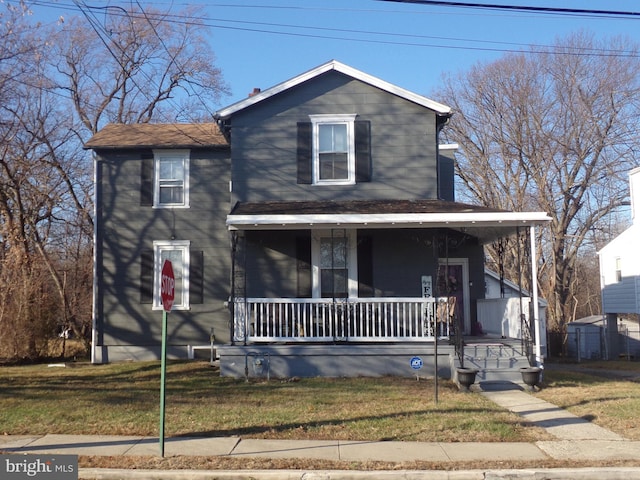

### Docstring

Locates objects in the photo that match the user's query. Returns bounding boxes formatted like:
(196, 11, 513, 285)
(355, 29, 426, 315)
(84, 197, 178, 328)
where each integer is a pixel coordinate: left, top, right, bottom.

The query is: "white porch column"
(530, 225, 543, 366)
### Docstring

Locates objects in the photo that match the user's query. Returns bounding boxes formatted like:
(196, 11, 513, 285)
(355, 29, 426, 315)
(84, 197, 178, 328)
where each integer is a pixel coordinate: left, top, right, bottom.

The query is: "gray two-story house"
(86, 60, 550, 378)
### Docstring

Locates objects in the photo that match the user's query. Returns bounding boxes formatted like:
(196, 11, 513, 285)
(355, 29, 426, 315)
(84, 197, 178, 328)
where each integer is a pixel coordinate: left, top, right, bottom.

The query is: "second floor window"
(311, 114, 357, 185)
(154, 150, 190, 207)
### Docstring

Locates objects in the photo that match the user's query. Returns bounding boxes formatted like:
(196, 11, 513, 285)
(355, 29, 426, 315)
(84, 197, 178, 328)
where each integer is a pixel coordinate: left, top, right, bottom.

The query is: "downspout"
(91, 151, 99, 364)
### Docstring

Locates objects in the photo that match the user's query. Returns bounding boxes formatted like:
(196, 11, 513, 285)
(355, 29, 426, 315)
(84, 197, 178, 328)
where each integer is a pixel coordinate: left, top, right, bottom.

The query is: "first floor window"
(320, 235, 348, 298)
(311, 230, 357, 298)
(153, 240, 190, 309)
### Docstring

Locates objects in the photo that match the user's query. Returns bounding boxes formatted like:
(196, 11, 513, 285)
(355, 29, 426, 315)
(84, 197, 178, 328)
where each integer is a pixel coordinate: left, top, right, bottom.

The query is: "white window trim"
(311, 229, 358, 298)
(153, 149, 190, 208)
(153, 240, 190, 310)
(309, 114, 357, 186)
(615, 257, 622, 283)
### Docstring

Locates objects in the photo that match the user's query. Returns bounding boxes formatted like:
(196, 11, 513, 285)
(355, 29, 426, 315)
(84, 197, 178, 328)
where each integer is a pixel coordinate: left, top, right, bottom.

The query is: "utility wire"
(377, 0, 640, 19)
(72, 0, 217, 126)
(25, 0, 640, 58)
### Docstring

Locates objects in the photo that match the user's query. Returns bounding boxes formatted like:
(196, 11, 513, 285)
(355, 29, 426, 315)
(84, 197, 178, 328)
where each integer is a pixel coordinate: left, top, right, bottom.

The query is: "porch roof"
(227, 199, 551, 243)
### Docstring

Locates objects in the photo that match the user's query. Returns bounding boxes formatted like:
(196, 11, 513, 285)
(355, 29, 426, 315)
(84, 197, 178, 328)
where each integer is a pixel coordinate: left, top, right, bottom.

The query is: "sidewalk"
(3, 383, 640, 479)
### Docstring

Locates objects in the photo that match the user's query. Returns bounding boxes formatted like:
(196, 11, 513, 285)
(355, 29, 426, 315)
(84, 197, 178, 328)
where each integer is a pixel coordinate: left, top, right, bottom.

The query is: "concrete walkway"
(3, 382, 640, 479)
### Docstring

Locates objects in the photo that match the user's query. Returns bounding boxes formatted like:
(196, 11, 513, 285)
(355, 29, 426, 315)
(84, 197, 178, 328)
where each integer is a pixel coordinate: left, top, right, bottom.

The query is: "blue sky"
(198, 0, 640, 106)
(27, 1, 640, 107)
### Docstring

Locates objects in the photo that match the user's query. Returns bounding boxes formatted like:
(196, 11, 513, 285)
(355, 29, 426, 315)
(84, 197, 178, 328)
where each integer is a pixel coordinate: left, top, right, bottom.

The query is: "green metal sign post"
(159, 260, 174, 458)
(159, 309, 168, 457)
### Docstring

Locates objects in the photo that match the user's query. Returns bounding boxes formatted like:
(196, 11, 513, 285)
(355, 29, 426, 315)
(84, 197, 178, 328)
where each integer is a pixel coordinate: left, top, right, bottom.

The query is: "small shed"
(566, 316, 605, 360)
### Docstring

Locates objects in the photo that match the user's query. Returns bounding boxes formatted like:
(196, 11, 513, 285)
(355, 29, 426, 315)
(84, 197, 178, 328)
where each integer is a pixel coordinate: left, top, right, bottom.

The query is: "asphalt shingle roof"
(229, 199, 509, 216)
(84, 123, 228, 149)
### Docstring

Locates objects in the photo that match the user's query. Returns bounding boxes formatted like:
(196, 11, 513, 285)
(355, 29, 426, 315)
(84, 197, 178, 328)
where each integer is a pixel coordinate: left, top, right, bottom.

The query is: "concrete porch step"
(464, 341, 527, 358)
(458, 340, 532, 384)
(462, 355, 530, 371)
(476, 367, 527, 383)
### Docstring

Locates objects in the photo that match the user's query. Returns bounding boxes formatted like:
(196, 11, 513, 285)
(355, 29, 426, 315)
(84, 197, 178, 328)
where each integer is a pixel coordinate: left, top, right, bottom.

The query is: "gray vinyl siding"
(241, 229, 483, 301)
(229, 71, 440, 204)
(244, 231, 300, 298)
(602, 276, 640, 314)
(369, 230, 482, 298)
(95, 148, 231, 347)
(438, 150, 455, 202)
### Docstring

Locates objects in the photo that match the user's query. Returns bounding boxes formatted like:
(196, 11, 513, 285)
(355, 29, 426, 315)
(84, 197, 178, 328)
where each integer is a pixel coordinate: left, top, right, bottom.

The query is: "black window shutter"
(296, 235, 312, 298)
(355, 120, 371, 182)
(140, 153, 154, 206)
(297, 122, 312, 184)
(190, 250, 204, 304)
(357, 235, 374, 297)
(140, 249, 154, 304)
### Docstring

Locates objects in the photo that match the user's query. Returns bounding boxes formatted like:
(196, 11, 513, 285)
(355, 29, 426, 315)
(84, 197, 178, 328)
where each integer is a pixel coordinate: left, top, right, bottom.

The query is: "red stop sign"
(160, 260, 175, 312)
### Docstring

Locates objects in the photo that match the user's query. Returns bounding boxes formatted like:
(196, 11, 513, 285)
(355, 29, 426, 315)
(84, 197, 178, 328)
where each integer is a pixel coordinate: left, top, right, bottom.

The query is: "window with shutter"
(152, 240, 190, 310)
(298, 117, 371, 185)
(152, 150, 190, 208)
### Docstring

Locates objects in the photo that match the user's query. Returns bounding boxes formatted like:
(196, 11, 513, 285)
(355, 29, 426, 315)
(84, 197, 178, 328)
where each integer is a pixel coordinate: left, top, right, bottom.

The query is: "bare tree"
(51, 4, 228, 134)
(437, 32, 640, 333)
(0, 2, 228, 360)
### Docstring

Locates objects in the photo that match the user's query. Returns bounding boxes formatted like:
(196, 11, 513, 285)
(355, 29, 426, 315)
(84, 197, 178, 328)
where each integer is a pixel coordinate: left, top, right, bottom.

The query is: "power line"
(25, 0, 640, 58)
(377, 0, 640, 19)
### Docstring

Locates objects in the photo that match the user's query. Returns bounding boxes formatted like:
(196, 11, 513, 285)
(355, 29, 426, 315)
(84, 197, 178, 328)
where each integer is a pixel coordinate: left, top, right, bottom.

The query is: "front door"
(437, 259, 469, 334)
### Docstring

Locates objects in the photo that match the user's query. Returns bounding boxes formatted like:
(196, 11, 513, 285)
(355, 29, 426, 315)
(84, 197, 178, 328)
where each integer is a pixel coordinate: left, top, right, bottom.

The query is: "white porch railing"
(232, 297, 456, 343)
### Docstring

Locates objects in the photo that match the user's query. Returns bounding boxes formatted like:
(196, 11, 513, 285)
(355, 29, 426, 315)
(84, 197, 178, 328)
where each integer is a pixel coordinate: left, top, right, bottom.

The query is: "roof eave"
(226, 211, 552, 231)
(84, 143, 229, 150)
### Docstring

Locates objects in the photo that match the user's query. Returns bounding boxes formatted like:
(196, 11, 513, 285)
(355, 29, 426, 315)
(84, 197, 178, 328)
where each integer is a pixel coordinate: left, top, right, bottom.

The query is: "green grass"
(537, 362, 640, 440)
(0, 360, 545, 442)
(3, 360, 640, 444)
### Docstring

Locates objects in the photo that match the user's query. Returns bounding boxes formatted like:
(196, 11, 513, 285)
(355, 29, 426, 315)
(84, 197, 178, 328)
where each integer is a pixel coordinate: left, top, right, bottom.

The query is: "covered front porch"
(222, 199, 550, 378)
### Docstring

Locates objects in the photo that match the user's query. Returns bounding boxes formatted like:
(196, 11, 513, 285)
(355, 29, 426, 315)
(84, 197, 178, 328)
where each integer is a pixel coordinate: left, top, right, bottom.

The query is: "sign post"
(159, 259, 174, 457)
(422, 275, 438, 404)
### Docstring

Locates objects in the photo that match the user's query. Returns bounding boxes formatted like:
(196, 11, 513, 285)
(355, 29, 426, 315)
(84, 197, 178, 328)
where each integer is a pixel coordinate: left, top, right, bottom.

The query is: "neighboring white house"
(597, 167, 640, 358)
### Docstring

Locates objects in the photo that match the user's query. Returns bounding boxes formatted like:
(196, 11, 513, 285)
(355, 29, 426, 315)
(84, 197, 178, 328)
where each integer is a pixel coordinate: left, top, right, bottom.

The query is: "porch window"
(615, 257, 622, 282)
(312, 230, 358, 298)
(153, 240, 190, 309)
(320, 236, 348, 298)
(154, 150, 189, 207)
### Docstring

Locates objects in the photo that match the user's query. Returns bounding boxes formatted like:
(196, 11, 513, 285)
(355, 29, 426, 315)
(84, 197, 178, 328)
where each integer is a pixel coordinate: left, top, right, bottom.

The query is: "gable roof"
(215, 60, 452, 120)
(84, 123, 228, 150)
